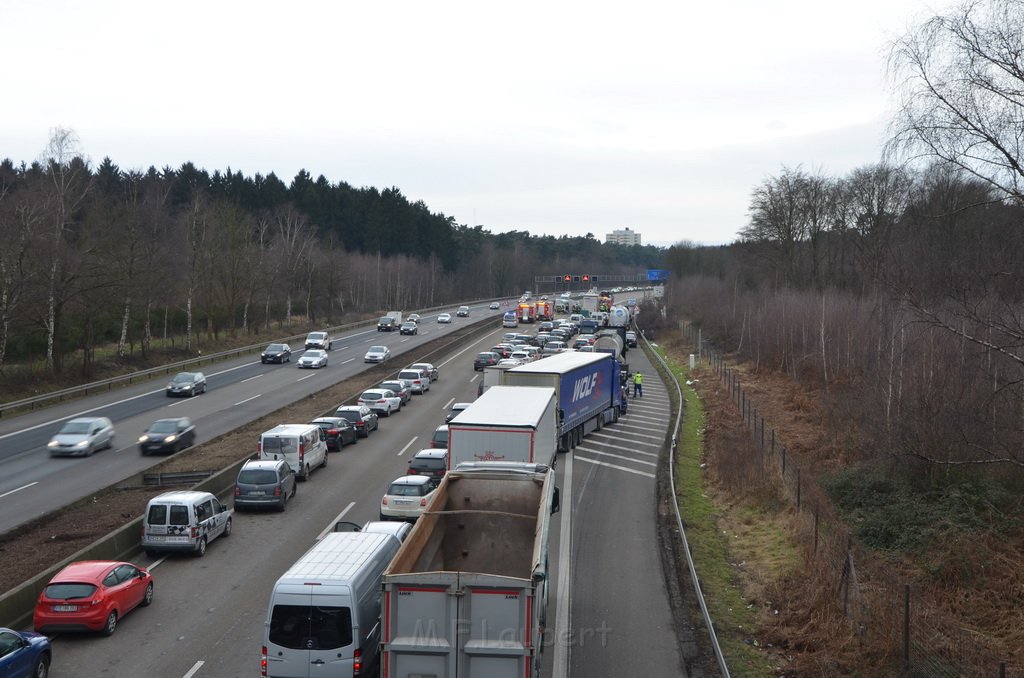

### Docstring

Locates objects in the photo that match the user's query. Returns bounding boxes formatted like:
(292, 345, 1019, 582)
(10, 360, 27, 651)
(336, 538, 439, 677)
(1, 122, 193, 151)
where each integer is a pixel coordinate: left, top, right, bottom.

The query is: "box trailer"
(447, 386, 557, 469)
(503, 351, 624, 452)
(381, 462, 559, 678)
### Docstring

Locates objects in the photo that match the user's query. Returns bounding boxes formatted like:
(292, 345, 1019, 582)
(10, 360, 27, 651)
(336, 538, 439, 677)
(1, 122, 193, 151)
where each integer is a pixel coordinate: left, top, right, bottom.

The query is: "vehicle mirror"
(551, 487, 561, 515)
(333, 521, 362, 533)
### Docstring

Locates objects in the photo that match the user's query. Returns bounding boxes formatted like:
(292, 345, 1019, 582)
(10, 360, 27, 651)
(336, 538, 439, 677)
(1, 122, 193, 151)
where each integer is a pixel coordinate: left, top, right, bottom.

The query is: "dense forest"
(0, 129, 664, 373)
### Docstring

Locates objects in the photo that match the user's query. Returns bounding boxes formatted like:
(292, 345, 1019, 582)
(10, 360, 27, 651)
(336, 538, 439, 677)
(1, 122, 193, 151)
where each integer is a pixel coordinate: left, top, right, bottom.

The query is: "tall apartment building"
(605, 227, 641, 246)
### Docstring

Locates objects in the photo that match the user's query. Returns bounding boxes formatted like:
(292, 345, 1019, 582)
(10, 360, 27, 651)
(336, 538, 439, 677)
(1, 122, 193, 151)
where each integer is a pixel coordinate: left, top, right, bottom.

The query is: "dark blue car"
(0, 626, 51, 678)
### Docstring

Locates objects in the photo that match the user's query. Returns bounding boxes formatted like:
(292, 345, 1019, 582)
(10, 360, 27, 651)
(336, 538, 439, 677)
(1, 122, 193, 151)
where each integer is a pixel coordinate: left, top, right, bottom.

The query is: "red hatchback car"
(34, 560, 153, 636)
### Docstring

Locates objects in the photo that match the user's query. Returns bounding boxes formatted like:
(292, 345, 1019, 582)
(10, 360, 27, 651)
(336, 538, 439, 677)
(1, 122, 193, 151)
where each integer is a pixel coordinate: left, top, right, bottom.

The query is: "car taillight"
(190, 527, 198, 538)
(327, 429, 338, 435)
(261, 645, 268, 677)
(274, 485, 282, 496)
(234, 486, 241, 496)
(381, 497, 388, 505)
(353, 647, 362, 676)
(420, 498, 427, 506)
(377, 399, 386, 404)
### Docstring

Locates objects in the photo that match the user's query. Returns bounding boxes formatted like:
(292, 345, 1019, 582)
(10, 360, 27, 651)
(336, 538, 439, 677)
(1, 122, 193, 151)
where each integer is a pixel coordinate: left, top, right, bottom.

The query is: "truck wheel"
(195, 537, 207, 557)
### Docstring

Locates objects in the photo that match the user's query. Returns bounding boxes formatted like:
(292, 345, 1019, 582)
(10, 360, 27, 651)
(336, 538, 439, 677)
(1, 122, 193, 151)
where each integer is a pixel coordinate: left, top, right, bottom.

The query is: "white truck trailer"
(380, 462, 559, 678)
(447, 386, 557, 469)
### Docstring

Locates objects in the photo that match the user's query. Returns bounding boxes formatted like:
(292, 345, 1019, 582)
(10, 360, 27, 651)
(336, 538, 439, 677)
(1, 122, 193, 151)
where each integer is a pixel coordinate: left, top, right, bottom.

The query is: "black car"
(334, 405, 380, 438)
(261, 343, 292, 363)
(165, 372, 207, 397)
(310, 417, 359, 450)
(377, 317, 398, 332)
(407, 449, 448, 481)
(379, 379, 413, 405)
(138, 417, 196, 455)
(399, 322, 418, 335)
(473, 352, 500, 371)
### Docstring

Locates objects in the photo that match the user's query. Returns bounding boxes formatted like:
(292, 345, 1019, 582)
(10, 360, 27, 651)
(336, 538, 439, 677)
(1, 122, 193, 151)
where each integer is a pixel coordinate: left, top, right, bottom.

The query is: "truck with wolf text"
(502, 351, 624, 452)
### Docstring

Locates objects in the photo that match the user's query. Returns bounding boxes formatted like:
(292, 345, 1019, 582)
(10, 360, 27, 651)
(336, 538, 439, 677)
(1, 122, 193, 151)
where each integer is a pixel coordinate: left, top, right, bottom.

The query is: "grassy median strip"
(654, 345, 778, 676)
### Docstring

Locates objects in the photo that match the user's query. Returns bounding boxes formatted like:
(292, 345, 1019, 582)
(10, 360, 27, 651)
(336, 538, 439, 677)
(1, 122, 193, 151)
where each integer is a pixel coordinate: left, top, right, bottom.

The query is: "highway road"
(8, 305, 689, 677)
(0, 302, 505, 535)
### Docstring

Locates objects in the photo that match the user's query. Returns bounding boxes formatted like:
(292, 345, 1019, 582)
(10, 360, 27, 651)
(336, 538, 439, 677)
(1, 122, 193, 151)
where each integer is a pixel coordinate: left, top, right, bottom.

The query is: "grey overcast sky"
(1, 0, 949, 246)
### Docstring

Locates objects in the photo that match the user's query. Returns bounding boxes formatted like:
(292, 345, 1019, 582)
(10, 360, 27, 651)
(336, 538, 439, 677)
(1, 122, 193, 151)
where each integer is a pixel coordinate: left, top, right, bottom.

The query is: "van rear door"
(266, 585, 354, 677)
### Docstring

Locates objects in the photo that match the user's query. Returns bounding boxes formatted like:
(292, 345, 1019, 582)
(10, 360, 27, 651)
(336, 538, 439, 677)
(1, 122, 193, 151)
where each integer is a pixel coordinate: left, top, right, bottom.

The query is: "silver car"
(297, 349, 329, 368)
(47, 417, 115, 457)
(166, 371, 207, 397)
(364, 345, 391, 363)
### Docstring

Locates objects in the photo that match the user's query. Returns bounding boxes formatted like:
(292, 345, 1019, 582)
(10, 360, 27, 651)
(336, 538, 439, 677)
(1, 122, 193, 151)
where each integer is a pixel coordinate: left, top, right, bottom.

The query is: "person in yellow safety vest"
(633, 371, 643, 398)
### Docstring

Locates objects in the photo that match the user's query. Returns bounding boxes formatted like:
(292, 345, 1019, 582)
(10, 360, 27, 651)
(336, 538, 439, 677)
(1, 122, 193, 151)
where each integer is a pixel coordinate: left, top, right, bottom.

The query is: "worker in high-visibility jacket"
(632, 371, 643, 398)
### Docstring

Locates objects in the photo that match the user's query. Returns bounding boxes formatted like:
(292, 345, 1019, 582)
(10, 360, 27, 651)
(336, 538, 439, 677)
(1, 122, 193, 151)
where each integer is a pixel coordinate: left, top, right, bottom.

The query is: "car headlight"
(75, 440, 89, 448)
(139, 435, 149, 443)
(48, 440, 59, 448)
(165, 435, 177, 443)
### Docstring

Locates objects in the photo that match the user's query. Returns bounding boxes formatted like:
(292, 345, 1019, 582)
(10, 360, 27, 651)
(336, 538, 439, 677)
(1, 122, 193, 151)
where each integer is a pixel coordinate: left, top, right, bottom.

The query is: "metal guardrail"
(643, 328, 730, 677)
(0, 299, 502, 418)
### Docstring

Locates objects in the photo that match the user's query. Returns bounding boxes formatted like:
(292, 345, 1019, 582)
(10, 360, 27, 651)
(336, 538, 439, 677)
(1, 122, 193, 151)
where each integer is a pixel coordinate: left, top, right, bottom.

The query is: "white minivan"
(259, 424, 328, 481)
(141, 490, 232, 557)
(263, 532, 400, 678)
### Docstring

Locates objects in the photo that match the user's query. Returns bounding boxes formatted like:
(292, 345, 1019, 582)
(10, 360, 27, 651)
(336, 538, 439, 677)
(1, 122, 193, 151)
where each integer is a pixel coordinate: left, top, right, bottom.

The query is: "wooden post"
(903, 584, 911, 668)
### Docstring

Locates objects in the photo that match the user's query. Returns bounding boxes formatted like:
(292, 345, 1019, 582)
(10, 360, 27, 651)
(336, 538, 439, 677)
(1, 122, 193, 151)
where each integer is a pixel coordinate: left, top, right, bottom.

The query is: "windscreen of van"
(263, 436, 297, 455)
(269, 605, 353, 649)
(147, 504, 189, 525)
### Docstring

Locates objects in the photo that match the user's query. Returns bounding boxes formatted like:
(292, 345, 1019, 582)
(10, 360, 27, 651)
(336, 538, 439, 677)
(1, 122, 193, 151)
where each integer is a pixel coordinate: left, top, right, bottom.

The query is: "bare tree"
(887, 0, 1024, 201)
(38, 127, 93, 372)
(0, 182, 43, 368)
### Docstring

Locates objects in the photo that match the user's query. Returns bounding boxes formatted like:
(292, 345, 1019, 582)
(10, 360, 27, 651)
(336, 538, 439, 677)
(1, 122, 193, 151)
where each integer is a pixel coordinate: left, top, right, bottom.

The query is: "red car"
(34, 560, 153, 636)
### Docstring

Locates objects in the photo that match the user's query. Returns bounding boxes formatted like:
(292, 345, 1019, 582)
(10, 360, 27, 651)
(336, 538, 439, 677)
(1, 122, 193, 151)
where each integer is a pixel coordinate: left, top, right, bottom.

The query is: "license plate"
(394, 499, 414, 505)
(249, 491, 265, 496)
(53, 605, 78, 612)
(148, 535, 166, 542)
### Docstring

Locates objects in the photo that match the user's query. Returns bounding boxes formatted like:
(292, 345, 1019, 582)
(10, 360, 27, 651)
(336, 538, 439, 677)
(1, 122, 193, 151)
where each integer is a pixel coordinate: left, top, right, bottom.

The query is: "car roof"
(389, 475, 434, 486)
(241, 459, 286, 470)
(311, 417, 345, 424)
(149, 490, 215, 503)
(67, 416, 108, 424)
(412, 448, 448, 459)
(336, 405, 367, 412)
(51, 560, 122, 583)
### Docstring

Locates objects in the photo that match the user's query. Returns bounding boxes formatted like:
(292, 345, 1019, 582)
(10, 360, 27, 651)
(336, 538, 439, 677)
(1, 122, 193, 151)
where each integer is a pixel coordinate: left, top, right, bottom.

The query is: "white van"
(263, 532, 400, 677)
(259, 424, 328, 481)
(141, 490, 233, 557)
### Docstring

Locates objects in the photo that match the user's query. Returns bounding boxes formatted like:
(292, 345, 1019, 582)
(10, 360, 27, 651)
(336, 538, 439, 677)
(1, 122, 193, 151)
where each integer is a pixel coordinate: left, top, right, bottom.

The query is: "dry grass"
(662, 328, 1022, 675)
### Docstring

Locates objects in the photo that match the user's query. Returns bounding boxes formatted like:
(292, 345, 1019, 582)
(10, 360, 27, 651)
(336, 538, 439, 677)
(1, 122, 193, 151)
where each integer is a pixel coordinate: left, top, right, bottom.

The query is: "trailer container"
(503, 351, 624, 452)
(381, 462, 559, 678)
(447, 386, 557, 469)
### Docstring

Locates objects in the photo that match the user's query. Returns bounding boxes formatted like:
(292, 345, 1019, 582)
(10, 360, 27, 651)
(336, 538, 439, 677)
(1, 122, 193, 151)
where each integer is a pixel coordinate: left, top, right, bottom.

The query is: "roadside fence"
(682, 322, 1014, 677)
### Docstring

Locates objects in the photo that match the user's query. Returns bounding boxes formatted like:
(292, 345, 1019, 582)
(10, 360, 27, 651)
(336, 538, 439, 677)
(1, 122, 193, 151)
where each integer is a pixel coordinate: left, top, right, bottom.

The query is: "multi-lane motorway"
(1, 301, 688, 677)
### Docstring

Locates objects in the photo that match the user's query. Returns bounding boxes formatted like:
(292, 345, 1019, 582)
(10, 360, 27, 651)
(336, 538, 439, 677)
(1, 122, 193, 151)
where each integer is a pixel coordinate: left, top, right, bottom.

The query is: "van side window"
(196, 501, 212, 521)
(168, 505, 189, 526)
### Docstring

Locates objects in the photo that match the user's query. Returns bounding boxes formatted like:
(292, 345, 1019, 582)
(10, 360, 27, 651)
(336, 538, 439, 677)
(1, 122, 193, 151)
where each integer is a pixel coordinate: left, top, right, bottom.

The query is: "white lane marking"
(233, 394, 262, 407)
(582, 438, 660, 457)
(0, 481, 38, 500)
(575, 447, 658, 466)
(552, 453, 573, 678)
(469, 374, 480, 383)
(397, 437, 419, 456)
(442, 397, 455, 410)
(341, 358, 354, 364)
(297, 373, 317, 382)
(587, 431, 661, 449)
(436, 339, 485, 368)
(318, 501, 356, 541)
(166, 400, 184, 408)
(0, 355, 297, 441)
(400, 338, 410, 342)
(146, 554, 170, 570)
(596, 428, 664, 442)
(574, 456, 656, 478)
(240, 374, 263, 383)
(182, 660, 205, 678)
